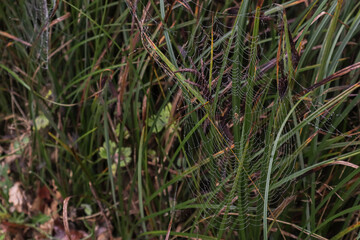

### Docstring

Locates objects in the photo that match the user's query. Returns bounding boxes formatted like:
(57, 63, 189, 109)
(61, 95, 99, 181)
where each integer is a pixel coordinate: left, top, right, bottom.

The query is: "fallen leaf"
(1, 221, 28, 239)
(95, 226, 109, 240)
(38, 185, 51, 201)
(9, 182, 26, 213)
(53, 219, 88, 240)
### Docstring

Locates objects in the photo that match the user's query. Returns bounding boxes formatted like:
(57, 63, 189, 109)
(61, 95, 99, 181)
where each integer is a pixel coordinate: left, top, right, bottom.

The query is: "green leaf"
(81, 204, 92, 216)
(115, 124, 130, 139)
(99, 141, 116, 159)
(31, 213, 51, 224)
(33, 115, 49, 130)
(13, 136, 29, 155)
(118, 147, 132, 167)
(147, 103, 172, 133)
(100, 141, 132, 169)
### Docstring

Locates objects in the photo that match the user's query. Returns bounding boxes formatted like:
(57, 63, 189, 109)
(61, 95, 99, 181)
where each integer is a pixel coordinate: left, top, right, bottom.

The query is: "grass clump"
(1, 0, 360, 239)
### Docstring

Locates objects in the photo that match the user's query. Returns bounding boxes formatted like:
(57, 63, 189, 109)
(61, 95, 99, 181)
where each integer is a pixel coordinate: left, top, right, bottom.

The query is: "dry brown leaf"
(29, 196, 44, 213)
(50, 198, 60, 219)
(1, 221, 28, 240)
(40, 217, 54, 235)
(53, 220, 88, 240)
(96, 226, 109, 240)
(9, 182, 26, 213)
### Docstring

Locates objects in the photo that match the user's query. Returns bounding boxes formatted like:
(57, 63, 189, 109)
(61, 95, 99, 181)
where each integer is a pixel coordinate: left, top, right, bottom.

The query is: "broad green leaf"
(147, 103, 172, 133)
(33, 115, 49, 130)
(100, 141, 132, 169)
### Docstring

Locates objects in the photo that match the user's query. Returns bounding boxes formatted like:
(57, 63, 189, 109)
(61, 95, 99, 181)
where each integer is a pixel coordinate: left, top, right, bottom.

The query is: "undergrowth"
(1, 0, 360, 239)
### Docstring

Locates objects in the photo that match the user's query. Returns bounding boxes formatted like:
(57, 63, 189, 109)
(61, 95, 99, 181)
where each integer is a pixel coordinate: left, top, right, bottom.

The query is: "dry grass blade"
(267, 218, 328, 240)
(301, 62, 360, 95)
(295, 160, 359, 182)
(49, 12, 71, 28)
(0, 30, 32, 47)
(63, 196, 72, 240)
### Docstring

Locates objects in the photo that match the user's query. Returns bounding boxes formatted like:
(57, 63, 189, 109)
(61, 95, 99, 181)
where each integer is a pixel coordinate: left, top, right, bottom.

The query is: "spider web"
(21, 0, 56, 69)
(127, 0, 352, 232)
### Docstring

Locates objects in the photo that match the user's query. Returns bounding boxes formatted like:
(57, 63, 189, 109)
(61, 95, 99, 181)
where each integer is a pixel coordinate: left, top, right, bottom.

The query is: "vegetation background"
(1, 0, 360, 239)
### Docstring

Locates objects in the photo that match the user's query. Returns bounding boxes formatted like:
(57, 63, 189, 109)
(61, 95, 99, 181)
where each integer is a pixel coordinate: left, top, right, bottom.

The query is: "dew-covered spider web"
(126, 0, 356, 232)
(16, 0, 56, 69)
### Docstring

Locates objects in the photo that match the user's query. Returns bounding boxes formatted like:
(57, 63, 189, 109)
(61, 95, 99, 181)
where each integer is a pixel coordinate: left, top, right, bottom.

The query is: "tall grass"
(1, 0, 360, 239)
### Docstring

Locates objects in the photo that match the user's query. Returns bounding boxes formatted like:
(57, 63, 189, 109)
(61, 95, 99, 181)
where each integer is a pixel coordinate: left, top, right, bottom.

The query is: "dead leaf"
(9, 182, 26, 213)
(53, 219, 88, 240)
(29, 196, 44, 213)
(38, 185, 51, 201)
(96, 226, 109, 240)
(39, 215, 54, 236)
(1, 221, 29, 240)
